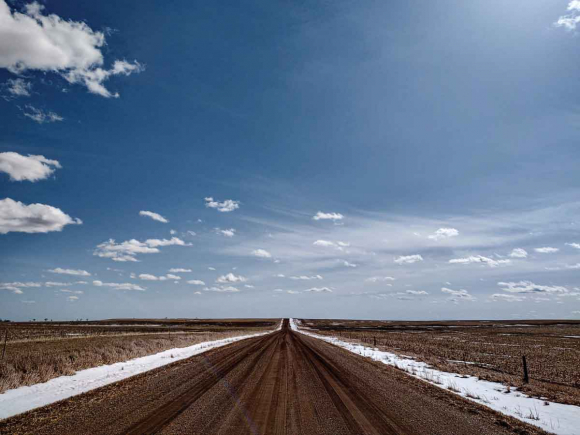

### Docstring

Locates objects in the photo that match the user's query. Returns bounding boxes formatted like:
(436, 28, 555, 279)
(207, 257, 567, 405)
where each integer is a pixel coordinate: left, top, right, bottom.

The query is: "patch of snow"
(0, 329, 275, 421)
(290, 319, 580, 435)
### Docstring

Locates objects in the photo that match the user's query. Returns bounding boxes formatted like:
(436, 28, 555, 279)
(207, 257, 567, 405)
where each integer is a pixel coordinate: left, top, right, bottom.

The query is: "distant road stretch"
(0, 319, 543, 434)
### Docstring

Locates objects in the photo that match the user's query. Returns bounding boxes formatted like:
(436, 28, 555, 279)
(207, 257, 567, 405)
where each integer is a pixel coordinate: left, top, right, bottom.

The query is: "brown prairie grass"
(304, 319, 580, 406)
(0, 322, 276, 393)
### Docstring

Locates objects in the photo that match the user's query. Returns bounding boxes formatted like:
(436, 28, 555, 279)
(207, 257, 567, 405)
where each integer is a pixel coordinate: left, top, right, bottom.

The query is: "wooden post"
(373, 337, 376, 347)
(1, 330, 7, 361)
(522, 355, 529, 383)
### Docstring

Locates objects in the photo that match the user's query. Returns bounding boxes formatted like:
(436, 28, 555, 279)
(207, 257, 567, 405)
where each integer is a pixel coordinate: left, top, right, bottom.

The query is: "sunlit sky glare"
(2, 0, 580, 321)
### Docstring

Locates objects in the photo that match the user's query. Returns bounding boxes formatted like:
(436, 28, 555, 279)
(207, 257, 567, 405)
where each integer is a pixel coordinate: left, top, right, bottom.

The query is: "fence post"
(373, 336, 376, 347)
(1, 329, 7, 361)
(522, 355, 529, 383)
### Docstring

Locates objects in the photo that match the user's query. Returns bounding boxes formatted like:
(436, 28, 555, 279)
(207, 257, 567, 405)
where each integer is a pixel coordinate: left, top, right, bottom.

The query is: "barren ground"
(302, 318, 580, 406)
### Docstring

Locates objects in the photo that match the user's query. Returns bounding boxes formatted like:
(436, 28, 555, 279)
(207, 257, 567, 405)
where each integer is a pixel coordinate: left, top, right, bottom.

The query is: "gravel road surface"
(0, 319, 545, 434)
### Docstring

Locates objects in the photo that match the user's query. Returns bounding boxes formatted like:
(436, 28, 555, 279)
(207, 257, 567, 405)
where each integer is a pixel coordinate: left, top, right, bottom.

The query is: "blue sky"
(1, 0, 580, 321)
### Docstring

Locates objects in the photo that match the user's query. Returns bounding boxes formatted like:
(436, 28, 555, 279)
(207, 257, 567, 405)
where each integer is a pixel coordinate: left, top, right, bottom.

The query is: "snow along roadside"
(290, 318, 579, 435)
(0, 324, 280, 421)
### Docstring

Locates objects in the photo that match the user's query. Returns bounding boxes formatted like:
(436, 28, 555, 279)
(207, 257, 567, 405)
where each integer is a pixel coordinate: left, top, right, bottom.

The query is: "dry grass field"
(0, 319, 277, 393)
(302, 319, 580, 406)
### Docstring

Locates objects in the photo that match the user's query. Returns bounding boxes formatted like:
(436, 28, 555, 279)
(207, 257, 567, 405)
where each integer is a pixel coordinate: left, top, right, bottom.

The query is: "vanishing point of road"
(0, 320, 544, 435)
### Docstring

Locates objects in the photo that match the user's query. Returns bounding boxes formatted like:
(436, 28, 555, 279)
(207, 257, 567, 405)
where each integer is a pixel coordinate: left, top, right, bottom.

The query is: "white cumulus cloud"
(138, 273, 180, 281)
(93, 237, 188, 262)
(428, 228, 458, 241)
(555, 1, 580, 30)
(0, 152, 61, 182)
(534, 247, 559, 254)
(0, 198, 81, 234)
(204, 197, 239, 212)
(216, 228, 236, 237)
(187, 279, 205, 285)
(216, 273, 246, 283)
(0, 0, 143, 97)
(251, 249, 272, 258)
(394, 254, 423, 265)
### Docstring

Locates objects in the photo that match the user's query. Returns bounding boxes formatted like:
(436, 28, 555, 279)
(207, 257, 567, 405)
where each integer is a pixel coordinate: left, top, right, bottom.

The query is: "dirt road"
(0, 319, 544, 434)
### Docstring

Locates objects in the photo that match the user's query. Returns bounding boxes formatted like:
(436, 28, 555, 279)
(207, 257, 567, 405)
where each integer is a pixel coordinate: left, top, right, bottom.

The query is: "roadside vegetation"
(302, 319, 580, 406)
(0, 319, 277, 393)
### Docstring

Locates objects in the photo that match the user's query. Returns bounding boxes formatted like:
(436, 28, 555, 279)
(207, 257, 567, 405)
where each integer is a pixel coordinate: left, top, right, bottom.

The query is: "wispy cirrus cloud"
(48, 268, 90, 276)
(365, 276, 395, 283)
(498, 281, 568, 294)
(21, 105, 63, 123)
(204, 286, 240, 293)
(509, 248, 528, 258)
(313, 211, 343, 221)
(490, 294, 525, 303)
(138, 273, 181, 281)
(441, 287, 476, 303)
(92, 280, 145, 291)
(139, 210, 168, 223)
(289, 275, 322, 280)
(5, 78, 32, 97)
(0, 281, 41, 294)
(534, 247, 559, 254)
(305, 287, 333, 293)
(449, 255, 510, 268)
(394, 254, 423, 265)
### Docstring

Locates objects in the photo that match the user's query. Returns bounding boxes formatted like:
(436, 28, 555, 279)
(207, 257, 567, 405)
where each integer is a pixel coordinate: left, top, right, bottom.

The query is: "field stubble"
(0, 319, 277, 393)
(303, 319, 580, 406)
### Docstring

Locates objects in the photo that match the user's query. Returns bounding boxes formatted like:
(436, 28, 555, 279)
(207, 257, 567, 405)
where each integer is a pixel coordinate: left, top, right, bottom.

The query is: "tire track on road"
(124, 332, 280, 435)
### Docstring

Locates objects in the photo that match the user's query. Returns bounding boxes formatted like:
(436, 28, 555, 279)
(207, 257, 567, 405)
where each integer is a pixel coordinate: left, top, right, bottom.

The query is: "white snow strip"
(290, 319, 580, 435)
(0, 327, 278, 421)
